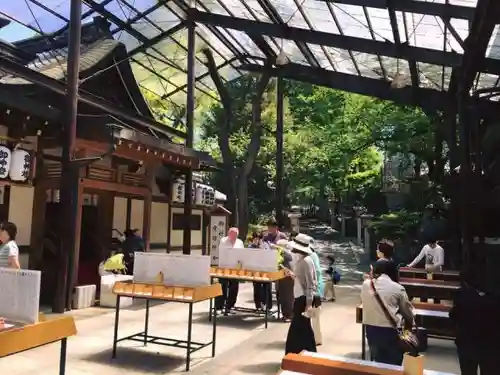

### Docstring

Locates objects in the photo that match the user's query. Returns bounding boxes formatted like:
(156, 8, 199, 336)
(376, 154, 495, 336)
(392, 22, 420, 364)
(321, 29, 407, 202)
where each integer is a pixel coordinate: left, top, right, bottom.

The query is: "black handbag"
(370, 278, 419, 353)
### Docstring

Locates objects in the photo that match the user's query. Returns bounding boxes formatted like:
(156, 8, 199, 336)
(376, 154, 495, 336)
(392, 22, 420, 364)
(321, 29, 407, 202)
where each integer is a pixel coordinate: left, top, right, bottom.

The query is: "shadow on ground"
(82, 346, 185, 373)
(238, 361, 281, 374)
(192, 311, 267, 329)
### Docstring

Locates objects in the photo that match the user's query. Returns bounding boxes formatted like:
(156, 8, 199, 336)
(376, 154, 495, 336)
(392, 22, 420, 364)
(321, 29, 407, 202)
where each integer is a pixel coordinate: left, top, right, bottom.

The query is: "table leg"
(265, 291, 269, 329)
(361, 324, 366, 360)
(186, 303, 193, 371)
(144, 299, 150, 346)
(112, 295, 121, 358)
(208, 276, 213, 322)
(59, 338, 67, 375)
(212, 298, 217, 357)
(275, 282, 281, 320)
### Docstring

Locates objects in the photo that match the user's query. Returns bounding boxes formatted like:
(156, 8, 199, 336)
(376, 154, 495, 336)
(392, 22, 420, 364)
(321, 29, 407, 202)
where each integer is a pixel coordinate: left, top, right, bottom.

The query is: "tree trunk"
(203, 48, 271, 236)
(237, 170, 250, 239)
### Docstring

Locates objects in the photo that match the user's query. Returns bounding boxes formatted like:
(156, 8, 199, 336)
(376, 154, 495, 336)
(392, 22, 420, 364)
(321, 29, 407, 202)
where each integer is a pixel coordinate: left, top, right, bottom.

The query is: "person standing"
(264, 219, 289, 320)
(407, 238, 444, 303)
(407, 238, 444, 271)
(309, 236, 324, 346)
(0, 221, 20, 269)
(276, 239, 294, 322)
(360, 261, 415, 365)
(374, 239, 399, 283)
(450, 270, 499, 375)
(285, 234, 318, 354)
(217, 227, 244, 314)
(121, 228, 145, 275)
(249, 232, 267, 310)
(323, 255, 337, 301)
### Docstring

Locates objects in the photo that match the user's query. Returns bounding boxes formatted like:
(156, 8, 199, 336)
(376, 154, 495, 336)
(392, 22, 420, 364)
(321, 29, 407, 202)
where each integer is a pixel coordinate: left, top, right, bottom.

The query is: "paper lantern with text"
(0, 145, 11, 179)
(172, 181, 185, 203)
(9, 149, 31, 182)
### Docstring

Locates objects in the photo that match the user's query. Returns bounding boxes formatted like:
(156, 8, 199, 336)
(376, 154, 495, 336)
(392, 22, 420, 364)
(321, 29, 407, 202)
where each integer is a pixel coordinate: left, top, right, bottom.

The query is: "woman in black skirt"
(285, 233, 319, 354)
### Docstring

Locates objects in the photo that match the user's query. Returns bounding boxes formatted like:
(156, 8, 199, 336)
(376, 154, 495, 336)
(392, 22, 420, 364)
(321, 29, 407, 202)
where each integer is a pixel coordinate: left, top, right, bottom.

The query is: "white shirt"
(408, 244, 444, 270)
(218, 236, 244, 250)
(0, 240, 19, 268)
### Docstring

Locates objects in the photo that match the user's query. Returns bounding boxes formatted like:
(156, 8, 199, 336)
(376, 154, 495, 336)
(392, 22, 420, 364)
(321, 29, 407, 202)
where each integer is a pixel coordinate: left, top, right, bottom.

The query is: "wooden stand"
(210, 267, 286, 281)
(281, 352, 455, 375)
(0, 316, 77, 375)
(112, 282, 222, 371)
(208, 268, 287, 328)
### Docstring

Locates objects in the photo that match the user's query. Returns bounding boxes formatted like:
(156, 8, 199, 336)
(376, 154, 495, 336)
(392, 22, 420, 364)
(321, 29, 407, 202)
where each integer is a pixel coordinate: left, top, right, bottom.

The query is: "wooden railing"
(120, 172, 145, 186)
(42, 163, 146, 188)
(86, 165, 115, 182)
(44, 163, 62, 178)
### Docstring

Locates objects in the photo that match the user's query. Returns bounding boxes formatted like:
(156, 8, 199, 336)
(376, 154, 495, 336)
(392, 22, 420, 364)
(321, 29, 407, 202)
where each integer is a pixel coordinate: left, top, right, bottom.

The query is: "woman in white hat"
(284, 233, 318, 354)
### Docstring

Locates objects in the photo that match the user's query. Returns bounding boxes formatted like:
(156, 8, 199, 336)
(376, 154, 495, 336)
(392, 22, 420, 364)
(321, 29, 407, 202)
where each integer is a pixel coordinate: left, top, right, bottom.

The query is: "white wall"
(9, 186, 34, 246)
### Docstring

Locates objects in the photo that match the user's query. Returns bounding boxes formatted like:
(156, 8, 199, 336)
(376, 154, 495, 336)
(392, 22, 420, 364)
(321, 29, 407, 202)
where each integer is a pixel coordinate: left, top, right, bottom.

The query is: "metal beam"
(239, 62, 500, 112)
(0, 57, 186, 139)
(319, 0, 495, 22)
(191, 10, 500, 76)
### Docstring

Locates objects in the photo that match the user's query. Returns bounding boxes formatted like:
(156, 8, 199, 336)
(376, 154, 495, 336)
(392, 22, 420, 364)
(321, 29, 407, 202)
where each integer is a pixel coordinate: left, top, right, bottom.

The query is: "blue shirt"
(309, 252, 324, 296)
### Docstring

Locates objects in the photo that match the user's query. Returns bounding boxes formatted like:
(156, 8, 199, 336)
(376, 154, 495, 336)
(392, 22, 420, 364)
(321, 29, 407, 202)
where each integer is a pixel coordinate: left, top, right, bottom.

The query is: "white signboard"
(218, 248, 278, 272)
(209, 215, 226, 265)
(133, 253, 210, 286)
(0, 268, 41, 324)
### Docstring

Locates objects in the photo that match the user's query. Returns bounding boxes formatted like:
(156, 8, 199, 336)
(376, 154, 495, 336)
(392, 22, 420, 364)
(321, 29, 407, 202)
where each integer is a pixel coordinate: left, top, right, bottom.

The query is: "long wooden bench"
(398, 268, 459, 282)
(281, 352, 456, 375)
(399, 278, 459, 301)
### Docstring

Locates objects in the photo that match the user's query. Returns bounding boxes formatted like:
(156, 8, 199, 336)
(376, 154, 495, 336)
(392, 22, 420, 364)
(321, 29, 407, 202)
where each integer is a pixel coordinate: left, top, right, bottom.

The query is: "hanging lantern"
(0, 145, 11, 179)
(9, 148, 30, 182)
(195, 184, 204, 205)
(172, 181, 185, 203)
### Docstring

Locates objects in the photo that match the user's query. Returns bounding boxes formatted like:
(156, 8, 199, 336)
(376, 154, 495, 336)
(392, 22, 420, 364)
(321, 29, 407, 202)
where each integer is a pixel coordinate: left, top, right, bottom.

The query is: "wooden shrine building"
(0, 17, 223, 311)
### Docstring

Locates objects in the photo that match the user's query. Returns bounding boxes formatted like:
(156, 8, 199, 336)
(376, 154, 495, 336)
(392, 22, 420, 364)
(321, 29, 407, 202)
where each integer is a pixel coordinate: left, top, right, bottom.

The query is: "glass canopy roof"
(1, 0, 499, 117)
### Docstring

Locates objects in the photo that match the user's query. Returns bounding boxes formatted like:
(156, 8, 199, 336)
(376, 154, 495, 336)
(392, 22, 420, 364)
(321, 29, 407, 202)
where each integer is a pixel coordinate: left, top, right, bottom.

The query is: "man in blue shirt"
(309, 236, 324, 345)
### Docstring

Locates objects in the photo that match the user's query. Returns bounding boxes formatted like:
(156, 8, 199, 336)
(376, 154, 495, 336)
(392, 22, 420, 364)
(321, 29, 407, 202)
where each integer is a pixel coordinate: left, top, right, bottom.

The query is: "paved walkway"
(1, 222, 460, 375)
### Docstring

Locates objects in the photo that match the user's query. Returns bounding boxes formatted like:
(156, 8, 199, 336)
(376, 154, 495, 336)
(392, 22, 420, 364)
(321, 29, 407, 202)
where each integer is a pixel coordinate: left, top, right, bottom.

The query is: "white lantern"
(9, 149, 30, 182)
(195, 185, 203, 205)
(172, 181, 185, 203)
(0, 145, 11, 179)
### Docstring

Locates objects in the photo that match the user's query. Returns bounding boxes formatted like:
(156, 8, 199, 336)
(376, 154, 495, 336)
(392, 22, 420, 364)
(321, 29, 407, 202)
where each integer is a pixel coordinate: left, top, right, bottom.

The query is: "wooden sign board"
(133, 252, 210, 286)
(0, 268, 40, 324)
(218, 247, 278, 272)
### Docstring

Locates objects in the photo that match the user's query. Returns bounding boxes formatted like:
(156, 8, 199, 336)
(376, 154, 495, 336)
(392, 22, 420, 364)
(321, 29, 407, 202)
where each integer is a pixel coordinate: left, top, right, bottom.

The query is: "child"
(323, 255, 338, 301)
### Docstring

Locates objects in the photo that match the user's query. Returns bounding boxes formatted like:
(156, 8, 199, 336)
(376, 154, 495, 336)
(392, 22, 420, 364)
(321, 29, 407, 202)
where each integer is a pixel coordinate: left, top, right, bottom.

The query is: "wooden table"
(281, 351, 457, 375)
(0, 316, 77, 375)
(398, 267, 460, 282)
(399, 278, 460, 301)
(209, 267, 286, 328)
(356, 303, 454, 360)
(112, 281, 222, 371)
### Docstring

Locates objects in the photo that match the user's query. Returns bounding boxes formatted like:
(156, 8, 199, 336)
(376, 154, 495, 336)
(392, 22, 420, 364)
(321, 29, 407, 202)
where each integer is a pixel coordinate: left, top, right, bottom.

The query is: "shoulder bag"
(369, 277, 419, 353)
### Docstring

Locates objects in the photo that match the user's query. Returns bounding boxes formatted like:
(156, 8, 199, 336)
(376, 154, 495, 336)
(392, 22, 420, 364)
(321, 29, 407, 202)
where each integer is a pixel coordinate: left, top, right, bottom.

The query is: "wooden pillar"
(29, 135, 47, 270)
(142, 168, 155, 250)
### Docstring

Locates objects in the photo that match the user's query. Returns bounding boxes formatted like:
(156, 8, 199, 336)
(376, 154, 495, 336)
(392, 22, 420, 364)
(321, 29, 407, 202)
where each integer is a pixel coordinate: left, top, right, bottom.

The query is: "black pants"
(253, 282, 272, 309)
(277, 277, 294, 319)
(285, 296, 316, 354)
(215, 278, 239, 310)
(365, 325, 403, 366)
(458, 346, 496, 375)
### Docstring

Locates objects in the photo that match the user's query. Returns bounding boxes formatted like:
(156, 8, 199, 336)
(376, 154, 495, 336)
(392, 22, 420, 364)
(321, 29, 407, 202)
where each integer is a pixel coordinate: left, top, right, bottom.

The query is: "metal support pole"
(458, 87, 472, 270)
(275, 76, 284, 228)
(54, 0, 82, 313)
(183, 9, 196, 255)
